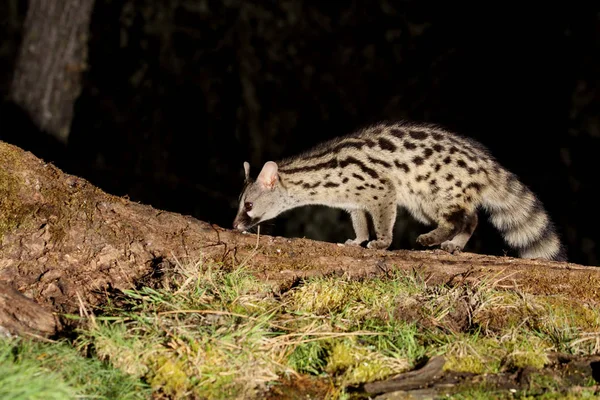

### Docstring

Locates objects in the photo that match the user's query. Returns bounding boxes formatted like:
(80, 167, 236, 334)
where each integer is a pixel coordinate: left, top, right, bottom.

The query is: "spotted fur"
(233, 121, 566, 261)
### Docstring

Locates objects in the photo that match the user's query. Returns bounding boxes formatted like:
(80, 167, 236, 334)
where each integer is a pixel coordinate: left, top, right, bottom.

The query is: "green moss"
(503, 336, 551, 370)
(289, 278, 352, 314)
(148, 355, 192, 398)
(0, 147, 30, 238)
(441, 335, 502, 374)
(325, 338, 409, 386)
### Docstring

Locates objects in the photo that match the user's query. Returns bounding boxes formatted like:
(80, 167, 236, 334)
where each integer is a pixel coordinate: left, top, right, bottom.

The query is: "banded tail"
(482, 172, 566, 261)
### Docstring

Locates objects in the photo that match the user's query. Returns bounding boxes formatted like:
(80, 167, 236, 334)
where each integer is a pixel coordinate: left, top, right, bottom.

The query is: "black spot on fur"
(394, 160, 410, 172)
(416, 173, 431, 182)
(282, 158, 338, 174)
(378, 186, 385, 190)
(356, 186, 365, 190)
(463, 152, 477, 162)
(352, 173, 365, 181)
(457, 160, 468, 169)
(434, 163, 441, 172)
(309, 191, 317, 195)
(467, 167, 476, 175)
(449, 146, 458, 155)
(302, 182, 321, 189)
(445, 209, 466, 231)
(390, 128, 405, 139)
(446, 173, 454, 181)
(378, 138, 397, 152)
(423, 148, 434, 159)
(342, 177, 349, 183)
(455, 181, 463, 187)
(429, 179, 437, 186)
(340, 156, 379, 179)
(373, 196, 379, 200)
(432, 131, 444, 140)
(409, 130, 428, 140)
(324, 182, 340, 188)
(290, 180, 305, 185)
(413, 156, 424, 166)
(404, 141, 417, 150)
(364, 139, 377, 148)
(443, 156, 452, 164)
(371, 127, 383, 135)
(433, 143, 445, 152)
(368, 156, 391, 168)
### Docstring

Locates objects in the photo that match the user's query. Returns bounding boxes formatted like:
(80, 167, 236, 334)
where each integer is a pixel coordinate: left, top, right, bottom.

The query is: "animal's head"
(233, 161, 289, 231)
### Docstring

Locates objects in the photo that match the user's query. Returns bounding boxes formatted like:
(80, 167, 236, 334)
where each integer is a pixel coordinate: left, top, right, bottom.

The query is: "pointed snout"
(233, 215, 246, 231)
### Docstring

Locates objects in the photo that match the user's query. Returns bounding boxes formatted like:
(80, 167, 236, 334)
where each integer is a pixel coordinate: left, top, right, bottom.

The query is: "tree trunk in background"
(10, 0, 95, 144)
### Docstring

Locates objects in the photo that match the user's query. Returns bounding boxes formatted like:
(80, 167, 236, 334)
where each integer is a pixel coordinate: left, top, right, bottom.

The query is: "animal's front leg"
(345, 210, 369, 246)
(366, 201, 396, 250)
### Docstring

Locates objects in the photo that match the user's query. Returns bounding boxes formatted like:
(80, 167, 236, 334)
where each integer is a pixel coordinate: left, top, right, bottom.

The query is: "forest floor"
(2, 246, 600, 400)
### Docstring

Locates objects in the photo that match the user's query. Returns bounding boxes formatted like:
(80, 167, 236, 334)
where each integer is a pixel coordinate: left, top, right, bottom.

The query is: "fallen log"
(0, 140, 598, 336)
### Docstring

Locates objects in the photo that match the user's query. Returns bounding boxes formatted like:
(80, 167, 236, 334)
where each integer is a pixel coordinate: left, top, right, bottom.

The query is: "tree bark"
(10, 0, 95, 143)
(0, 140, 599, 336)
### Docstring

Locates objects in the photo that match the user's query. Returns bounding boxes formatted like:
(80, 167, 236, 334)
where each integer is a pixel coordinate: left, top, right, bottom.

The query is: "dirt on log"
(0, 140, 599, 337)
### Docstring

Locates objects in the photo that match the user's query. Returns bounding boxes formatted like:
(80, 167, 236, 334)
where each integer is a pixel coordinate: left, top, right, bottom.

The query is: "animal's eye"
(244, 202, 253, 211)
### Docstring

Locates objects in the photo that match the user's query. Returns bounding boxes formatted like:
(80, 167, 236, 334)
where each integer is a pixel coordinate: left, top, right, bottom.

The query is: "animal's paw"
(345, 238, 367, 247)
(366, 239, 391, 250)
(441, 240, 463, 254)
(416, 234, 437, 247)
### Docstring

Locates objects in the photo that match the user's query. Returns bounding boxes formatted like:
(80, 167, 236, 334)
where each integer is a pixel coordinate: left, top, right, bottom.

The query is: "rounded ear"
(257, 161, 279, 189)
(243, 161, 251, 182)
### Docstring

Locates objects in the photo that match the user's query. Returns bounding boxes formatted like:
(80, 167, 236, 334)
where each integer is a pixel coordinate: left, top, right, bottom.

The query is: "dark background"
(1, 2, 598, 266)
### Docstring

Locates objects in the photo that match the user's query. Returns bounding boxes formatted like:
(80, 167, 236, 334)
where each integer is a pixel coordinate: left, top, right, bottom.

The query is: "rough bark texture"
(0, 282, 58, 337)
(0, 140, 599, 336)
(10, 0, 95, 143)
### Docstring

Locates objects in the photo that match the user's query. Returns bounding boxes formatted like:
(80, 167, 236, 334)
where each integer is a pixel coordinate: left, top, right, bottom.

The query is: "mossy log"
(0, 140, 598, 337)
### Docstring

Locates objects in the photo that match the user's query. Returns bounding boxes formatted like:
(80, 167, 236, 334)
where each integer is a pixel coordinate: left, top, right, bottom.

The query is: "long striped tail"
(481, 172, 566, 261)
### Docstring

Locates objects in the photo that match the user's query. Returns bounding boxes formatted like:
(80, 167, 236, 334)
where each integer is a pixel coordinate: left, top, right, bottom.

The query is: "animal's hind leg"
(416, 208, 468, 248)
(441, 212, 478, 254)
